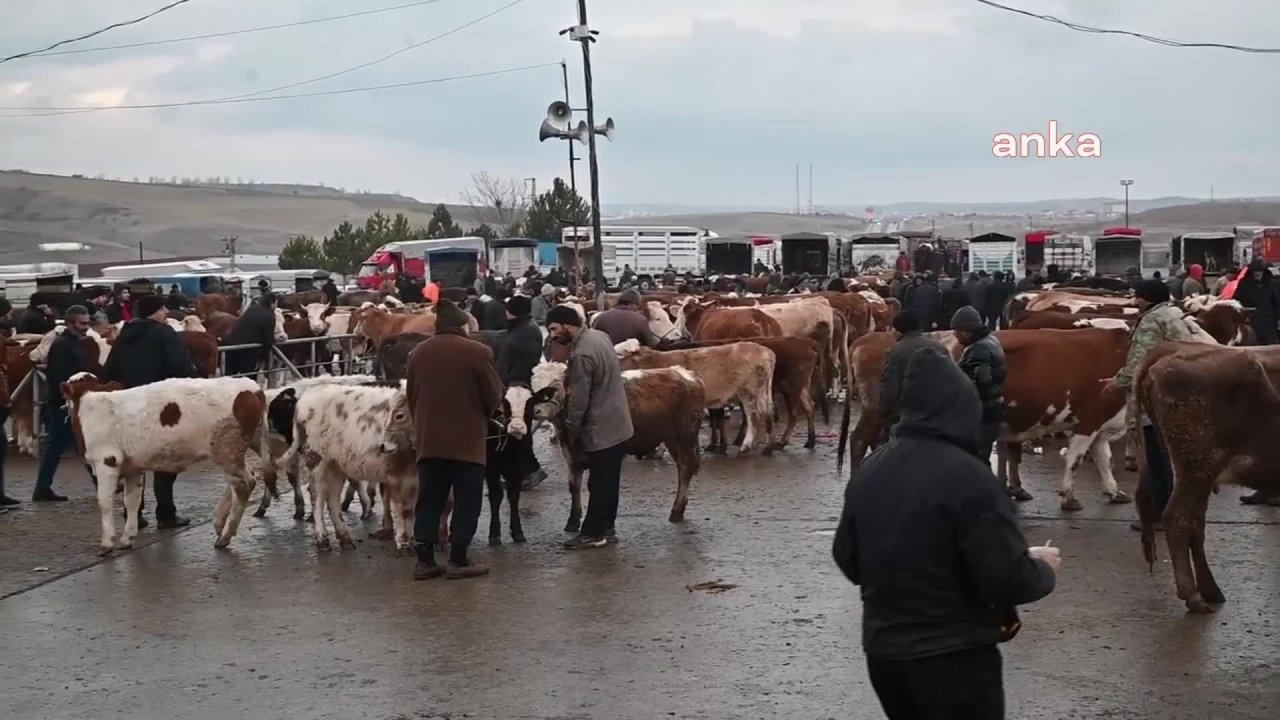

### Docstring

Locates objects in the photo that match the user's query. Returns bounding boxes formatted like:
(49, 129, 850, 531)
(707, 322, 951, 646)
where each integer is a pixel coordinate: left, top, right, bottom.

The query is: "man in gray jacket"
(546, 304, 634, 549)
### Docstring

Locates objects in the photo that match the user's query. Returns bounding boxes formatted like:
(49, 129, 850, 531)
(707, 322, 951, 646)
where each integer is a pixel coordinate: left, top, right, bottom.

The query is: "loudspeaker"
(594, 117, 615, 141)
(545, 101, 572, 130)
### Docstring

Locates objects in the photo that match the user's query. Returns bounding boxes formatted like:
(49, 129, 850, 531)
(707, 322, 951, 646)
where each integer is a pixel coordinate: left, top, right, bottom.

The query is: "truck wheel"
(638, 278, 654, 292)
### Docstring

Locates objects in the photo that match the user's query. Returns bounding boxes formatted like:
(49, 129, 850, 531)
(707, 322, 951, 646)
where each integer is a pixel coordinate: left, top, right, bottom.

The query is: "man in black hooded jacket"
(100, 294, 196, 527)
(1233, 259, 1280, 346)
(223, 293, 279, 376)
(834, 346, 1058, 719)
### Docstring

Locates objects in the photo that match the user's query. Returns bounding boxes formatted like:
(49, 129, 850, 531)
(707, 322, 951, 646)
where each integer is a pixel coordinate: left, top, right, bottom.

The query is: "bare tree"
(462, 170, 529, 235)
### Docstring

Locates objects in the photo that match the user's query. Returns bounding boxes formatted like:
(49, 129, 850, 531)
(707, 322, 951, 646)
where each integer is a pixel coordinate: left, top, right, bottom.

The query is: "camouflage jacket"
(1114, 302, 1194, 391)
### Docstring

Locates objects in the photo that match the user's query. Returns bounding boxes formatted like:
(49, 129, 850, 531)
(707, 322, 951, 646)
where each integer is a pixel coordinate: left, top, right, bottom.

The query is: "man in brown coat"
(591, 289, 659, 347)
(405, 298, 503, 579)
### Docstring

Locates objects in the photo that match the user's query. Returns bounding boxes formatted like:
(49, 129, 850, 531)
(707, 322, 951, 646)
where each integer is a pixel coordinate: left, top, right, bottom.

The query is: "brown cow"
(277, 290, 326, 312)
(1135, 342, 1280, 614)
(5, 336, 105, 455)
(525, 363, 705, 531)
(677, 302, 784, 341)
(203, 311, 239, 342)
(349, 305, 441, 355)
(616, 342, 775, 454)
(195, 293, 244, 320)
(181, 331, 220, 377)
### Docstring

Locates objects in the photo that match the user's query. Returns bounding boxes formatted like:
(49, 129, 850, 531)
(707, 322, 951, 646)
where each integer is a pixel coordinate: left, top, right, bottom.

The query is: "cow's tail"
(1133, 360, 1157, 571)
(276, 420, 305, 498)
(836, 373, 852, 475)
(258, 394, 280, 499)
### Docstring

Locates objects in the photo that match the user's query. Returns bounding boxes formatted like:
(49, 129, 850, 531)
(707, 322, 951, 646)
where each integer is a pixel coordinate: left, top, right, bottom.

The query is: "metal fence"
(13, 333, 371, 456)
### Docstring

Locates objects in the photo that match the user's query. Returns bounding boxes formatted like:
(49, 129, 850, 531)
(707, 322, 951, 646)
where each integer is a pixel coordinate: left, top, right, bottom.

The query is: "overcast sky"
(0, 0, 1275, 207)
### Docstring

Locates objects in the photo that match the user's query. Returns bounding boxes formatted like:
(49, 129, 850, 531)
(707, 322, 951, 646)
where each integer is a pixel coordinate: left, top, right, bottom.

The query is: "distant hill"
(0, 171, 506, 266)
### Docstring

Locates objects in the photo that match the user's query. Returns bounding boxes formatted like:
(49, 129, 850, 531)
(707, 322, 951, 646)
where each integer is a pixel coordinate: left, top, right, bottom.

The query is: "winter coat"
(405, 329, 503, 466)
(592, 307, 657, 347)
(496, 317, 544, 386)
(880, 331, 946, 429)
(1112, 301, 1200, 430)
(1181, 276, 1205, 298)
(1232, 262, 1280, 345)
(45, 330, 94, 403)
(962, 278, 985, 310)
(833, 346, 1055, 660)
(224, 304, 279, 362)
(99, 318, 195, 389)
(530, 295, 552, 326)
(16, 308, 54, 335)
(104, 300, 132, 324)
(938, 282, 967, 329)
(908, 281, 942, 330)
(478, 299, 508, 332)
(957, 329, 1006, 425)
(983, 280, 1015, 325)
(562, 328, 634, 452)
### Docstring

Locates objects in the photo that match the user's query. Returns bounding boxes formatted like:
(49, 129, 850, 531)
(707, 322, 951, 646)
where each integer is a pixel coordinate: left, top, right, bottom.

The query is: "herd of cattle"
(2, 278, 1276, 615)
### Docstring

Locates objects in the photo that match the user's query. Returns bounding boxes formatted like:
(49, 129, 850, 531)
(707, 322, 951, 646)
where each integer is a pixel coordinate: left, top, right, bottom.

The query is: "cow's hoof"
(370, 528, 393, 540)
(1008, 487, 1034, 502)
(1060, 497, 1084, 512)
(802, 440, 817, 450)
(97, 545, 114, 557)
(340, 500, 352, 512)
(316, 538, 332, 552)
(213, 537, 230, 549)
(293, 510, 306, 522)
(668, 511, 686, 523)
(360, 510, 375, 521)
(489, 536, 502, 546)
(1186, 595, 1217, 615)
(338, 537, 357, 550)
(1200, 585, 1226, 605)
(252, 508, 267, 519)
(512, 533, 527, 544)
(1108, 491, 1133, 505)
(304, 513, 315, 522)
(703, 444, 718, 454)
(1124, 458, 1138, 472)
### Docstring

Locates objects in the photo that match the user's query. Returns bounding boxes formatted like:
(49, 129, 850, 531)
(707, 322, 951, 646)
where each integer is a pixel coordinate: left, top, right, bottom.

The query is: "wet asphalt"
(0, 427, 1277, 720)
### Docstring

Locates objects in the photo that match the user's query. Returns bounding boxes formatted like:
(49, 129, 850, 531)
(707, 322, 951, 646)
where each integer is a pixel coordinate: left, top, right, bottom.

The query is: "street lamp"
(1120, 179, 1134, 227)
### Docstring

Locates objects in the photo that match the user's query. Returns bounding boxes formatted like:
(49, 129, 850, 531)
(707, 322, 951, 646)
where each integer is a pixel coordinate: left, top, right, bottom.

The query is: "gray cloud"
(1, 0, 1275, 205)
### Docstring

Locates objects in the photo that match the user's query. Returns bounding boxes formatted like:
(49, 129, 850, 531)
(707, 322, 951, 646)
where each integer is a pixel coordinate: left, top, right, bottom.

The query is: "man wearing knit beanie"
(881, 309, 944, 435)
(951, 305, 1006, 466)
(405, 295, 503, 579)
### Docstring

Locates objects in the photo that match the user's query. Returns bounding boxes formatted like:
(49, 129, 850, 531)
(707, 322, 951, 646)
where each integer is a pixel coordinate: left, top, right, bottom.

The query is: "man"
(321, 278, 340, 305)
(833, 346, 1058, 720)
(963, 272, 986, 319)
(1180, 264, 1206, 298)
(546, 304, 634, 549)
(1232, 259, 1280, 346)
(17, 303, 56, 334)
(0, 349, 14, 508)
(223, 293, 279, 376)
(406, 298, 503, 579)
(910, 272, 942, 330)
(879, 310, 944, 438)
(531, 283, 555, 327)
(477, 287, 508, 331)
(497, 295, 548, 490)
(104, 288, 132, 324)
(951, 305, 1006, 464)
(983, 271, 1015, 331)
(592, 289, 659, 347)
(619, 264, 636, 287)
(166, 284, 189, 311)
(32, 306, 98, 502)
(100, 294, 197, 527)
(662, 265, 677, 288)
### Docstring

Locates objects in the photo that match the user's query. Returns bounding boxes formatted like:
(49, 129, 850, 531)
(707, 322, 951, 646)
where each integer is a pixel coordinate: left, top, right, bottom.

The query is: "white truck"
(561, 225, 711, 288)
(845, 233, 903, 274)
(1041, 233, 1093, 276)
(967, 233, 1024, 278)
(0, 262, 77, 307)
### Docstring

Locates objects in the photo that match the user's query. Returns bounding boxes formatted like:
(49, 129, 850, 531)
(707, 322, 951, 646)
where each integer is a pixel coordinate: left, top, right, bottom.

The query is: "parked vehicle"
(561, 225, 711, 287)
(0, 263, 77, 307)
(966, 232, 1024, 277)
(489, 238, 540, 277)
(1092, 227, 1149, 277)
(845, 233, 903, 274)
(356, 238, 486, 290)
(1171, 232, 1235, 277)
(780, 232, 844, 276)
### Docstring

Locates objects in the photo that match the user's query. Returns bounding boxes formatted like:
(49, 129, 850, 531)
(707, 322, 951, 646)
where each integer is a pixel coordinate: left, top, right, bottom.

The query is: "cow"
(202, 311, 239, 342)
(378, 332, 430, 381)
(525, 362, 705, 531)
(336, 290, 384, 307)
(195, 293, 244, 320)
(278, 383, 421, 553)
(1134, 342, 1280, 614)
(61, 373, 274, 555)
(675, 301, 784, 341)
(277, 290, 326, 312)
(349, 304, 473, 356)
(181, 331, 220, 377)
(1012, 314, 1133, 331)
(616, 341, 775, 454)
(277, 311, 321, 377)
(1182, 295, 1254, 346)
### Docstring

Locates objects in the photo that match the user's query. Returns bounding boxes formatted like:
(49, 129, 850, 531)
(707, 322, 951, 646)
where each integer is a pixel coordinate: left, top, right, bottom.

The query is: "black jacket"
(100, 319, 195, 389)
(962, 278, 985, 309)
(983, 280, 1014, 323)
(958, 329, 1006, 425)
(45, 330, 92, 403)
(880, 331, 945, 428)
(496, 317, 543, 385)
(16, 308, 54, 335)
(908, 281, 942, 328)
(479, 299, 508, 332)
(321, 282, 340, 304)
(833, 347, 1054, 661)
(166, 292, 189, 310)
(1233, 261, 1280, 345)
(224, 304, 278, 360)
(939, 282, 967, 329)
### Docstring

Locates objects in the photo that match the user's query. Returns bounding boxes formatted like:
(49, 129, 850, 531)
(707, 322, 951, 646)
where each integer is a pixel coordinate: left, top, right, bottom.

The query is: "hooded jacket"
(879, 330, 946, 428)
(496, 316, 544, 385)
(833, 347, 1055, 661)
(99, 318, 195, 389)
(224, 303, 279, 361)
(1232, 259, 1280, 345)
(958, 328, 1006, 425)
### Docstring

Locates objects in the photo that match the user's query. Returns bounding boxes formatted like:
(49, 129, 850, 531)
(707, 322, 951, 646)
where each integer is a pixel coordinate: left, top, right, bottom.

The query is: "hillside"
(0, 171, 505, 266)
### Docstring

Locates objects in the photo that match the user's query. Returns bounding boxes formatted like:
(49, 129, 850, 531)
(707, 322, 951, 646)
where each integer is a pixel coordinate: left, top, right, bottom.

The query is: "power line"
(26, 0, 450, 58)
(0, 63, 559, 118)
(973, 0, 1280, 54)
(1, 0, 197, 65)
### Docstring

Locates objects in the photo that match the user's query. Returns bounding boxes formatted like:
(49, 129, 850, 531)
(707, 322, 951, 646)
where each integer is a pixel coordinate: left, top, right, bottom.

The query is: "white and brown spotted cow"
(62, 373, 274, 555)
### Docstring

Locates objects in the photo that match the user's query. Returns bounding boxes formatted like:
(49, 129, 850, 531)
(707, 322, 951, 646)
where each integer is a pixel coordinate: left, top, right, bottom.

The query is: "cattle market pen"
(14, 333, 370, 456)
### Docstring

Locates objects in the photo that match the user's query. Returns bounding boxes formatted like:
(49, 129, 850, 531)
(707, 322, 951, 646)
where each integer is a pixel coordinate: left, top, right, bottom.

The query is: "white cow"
(62, 373, 272, 555)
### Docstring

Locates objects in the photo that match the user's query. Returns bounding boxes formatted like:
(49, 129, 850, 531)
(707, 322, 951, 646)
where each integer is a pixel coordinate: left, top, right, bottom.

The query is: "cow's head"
(61, 372, 124, 455)
(379, 389, 413, 454)
(528, 362, 568, 423)
(302, 303, 330, 335)
(273, 308, 289, 343)
(503, 384, 534, 440)
(267, 388, 298, 442)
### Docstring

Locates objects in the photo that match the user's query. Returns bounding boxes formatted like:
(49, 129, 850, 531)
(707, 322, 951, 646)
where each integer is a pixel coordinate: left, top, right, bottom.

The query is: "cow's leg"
(565, 459, 586, 533)
(1090, 435, 1130, 504)
(372, 483, 394, 540)
(397, 476, 419, 554)
(14, 413, 34, 456)
(731, 407, 748, 449)
(356, 481, 374, 521)
(738, 397, 759, 454)
(1164, 482, 1215, 614)
(94, 466, 120, 555)
(506, 462, 526, 544)
(340, 480, 356, 512)
(486, 463, 504, 545)
(213, 486, 233, 537)
(1005, 443, 1031, 501)
(252, 473, 272, 518)
(326, 474, 356, 550)
(119, 472, 143, 549)
(1124, 432, 1139, 472)
(667, 440, 697, 523)
(312, 472, 332, 551)
(290, 472, 306, 521)
(1057, 433, 1095, 511)
(772, 386, 801, 451)
(1190, 512, 1225, 605)
(705, 408, 725, 454)
(214, 464, 255, 549)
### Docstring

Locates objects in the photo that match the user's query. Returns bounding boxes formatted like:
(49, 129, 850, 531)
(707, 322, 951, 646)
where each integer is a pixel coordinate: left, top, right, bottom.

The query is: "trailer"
(1042, 233, 1093, 276)
(966, 232, 1023, 277)
(0, 263, 78, 307)
(1171, 232, 1236, 277)
(845, 233, 903, 274)
(1092, 227, 1147, 277)
(1251, 227, 1280, 266)
(561, 225, 709, 286)
(489, 238, 540, 277)
(704, 236, 755, 276)
(780, 232, 843, 276)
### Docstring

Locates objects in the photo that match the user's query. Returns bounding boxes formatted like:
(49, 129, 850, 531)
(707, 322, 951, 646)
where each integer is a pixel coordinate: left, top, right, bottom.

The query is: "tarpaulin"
(1221, 266, 1248, 300)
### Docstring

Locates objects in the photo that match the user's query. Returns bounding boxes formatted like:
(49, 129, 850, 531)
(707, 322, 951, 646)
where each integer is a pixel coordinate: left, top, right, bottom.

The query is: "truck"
(1250, 227, 1280, 266)
(561, 225, 711, 287)
(845, 233, 903, 274)
(1171, 232, 1236, 277)
(966, 232, 1024, 278)
(420, 237, 488, 289)
(356, 237, 486, 290)
(0, 263, 77, 307)
(488, 238, 540, 278)
(1091, 227, 1147, 277)
(780, 232, 843, 276)
(1041, 233, 1093, 276)
(704, 236, 756, 276)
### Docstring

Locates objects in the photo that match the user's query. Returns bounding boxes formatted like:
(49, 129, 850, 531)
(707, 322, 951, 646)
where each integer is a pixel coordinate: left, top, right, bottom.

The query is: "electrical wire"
(0, 62, 559, 118)
(1, 0, 197, 65)
(25, 0, 450, 58)
(973, 0, 1280, 54)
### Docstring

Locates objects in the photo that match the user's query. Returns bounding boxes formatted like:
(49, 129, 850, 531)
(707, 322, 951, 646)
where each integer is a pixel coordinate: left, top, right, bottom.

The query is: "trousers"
(415, 458, 485, 564)
(581, 443, 625, 537)
(35, 405, 75, 495)
(1143, 424, 1173, 518)
(868, 645, 1005, 720)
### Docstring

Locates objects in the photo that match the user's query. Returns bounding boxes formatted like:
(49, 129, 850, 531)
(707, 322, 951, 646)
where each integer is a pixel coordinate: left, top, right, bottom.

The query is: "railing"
(11, 333, 373, 456)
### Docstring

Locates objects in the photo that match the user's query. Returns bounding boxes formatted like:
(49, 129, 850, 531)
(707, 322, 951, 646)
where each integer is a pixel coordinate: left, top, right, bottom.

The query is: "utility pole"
(138, 241, 143, 263)
(794, 163, 800, 215)
(574, 0, 605, 296)
(1121, 179, 1134, 227)
(808, 163, 813, 214)
(223, 235, 238, 272)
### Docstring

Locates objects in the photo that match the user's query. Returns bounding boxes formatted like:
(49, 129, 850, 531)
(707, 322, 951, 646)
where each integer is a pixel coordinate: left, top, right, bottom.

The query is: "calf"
(62, 373, 274, 555)
(1135, 342, 1280, 614)
(616, 342, 775, 454)
(378, 332, 430, 381)
(525, 362, 705, 531)
(195, 293, 244, 319)
(278, 383, 420, 553)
